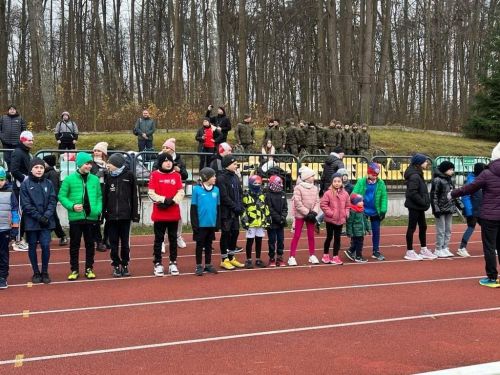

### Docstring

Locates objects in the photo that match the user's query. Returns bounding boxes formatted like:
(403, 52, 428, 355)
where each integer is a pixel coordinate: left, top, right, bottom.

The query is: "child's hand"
(73, 204, 83, 212)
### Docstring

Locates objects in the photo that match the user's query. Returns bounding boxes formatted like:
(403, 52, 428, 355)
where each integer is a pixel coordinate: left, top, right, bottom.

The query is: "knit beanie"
(43, 155, 57, 167)
(222, 155, 237, 169)
(337, 168, 348, 177)
(411, 153, 428, 166)
(199, 167, 216, 182)
(268, 175, 283, 192)
(30, 158, 45, 170)
(350, 193, 363, 205)
(473, 162, 486, 177)
(331, 172, 343, 181)
(300, 167, 315, 181)
(367, 162, 381, 176)
(332, 146, 344, 154)
(162, 138, 176, 151)
(20, 131, 33, 142)
(157, 152, 174, 167)
(61, 111, 70, 118)
(218, 142, 232, 155)
(108, 153, 126, 169)
(491, 142, 500, 161)
(76, 152, 93, 168)
(248, 175, 262, 186)
(94, 142, 108, 155)
(438, 160, 455, 174)
(0, 167, 6, 180)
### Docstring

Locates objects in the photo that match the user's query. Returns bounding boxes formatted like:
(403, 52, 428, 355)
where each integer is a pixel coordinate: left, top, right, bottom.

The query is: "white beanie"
(492, 142, 500, 161)
(20, 130, 33, 142)
(300, 167, 315, 181)
(93, 141, 108, 155)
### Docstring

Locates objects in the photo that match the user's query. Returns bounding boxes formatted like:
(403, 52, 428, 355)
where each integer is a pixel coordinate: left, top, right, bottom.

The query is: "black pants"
(199, 147, 215, 171)
(0, 230, 10, 279)
(53, 211, 66, 239)
(69, 222, 95, 271)
(108, 220, 131, 266)
(153, 221, 178, 264)
(220, 217, 239, 260)
(58, 142, 75, 150)
(246, 236, 263, 259)
(406, 209, 427, 250)
(324, 222, 343, 256)
(138, 138, 153, 152)
(195, 227, 215, 265)
(267, 227, 284, 259)
(1, 142, 15, 169)
(479, 219, 500, 280)
(348, 236, 364, 257)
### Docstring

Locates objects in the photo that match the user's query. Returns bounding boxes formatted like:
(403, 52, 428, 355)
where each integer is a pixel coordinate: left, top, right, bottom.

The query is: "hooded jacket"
(320, 187, 350, 225)
(352, 177, 388, 216)
(404, 164, 431, 211)
(430, 170, 456, 215)
(265, 189, 288, 228)
(216, 169, 243, 219)
(461, 173, 482, 218)
(320, 154, 345, 192)
(292, 182, 320, 219)
(10, 143, 32, 187)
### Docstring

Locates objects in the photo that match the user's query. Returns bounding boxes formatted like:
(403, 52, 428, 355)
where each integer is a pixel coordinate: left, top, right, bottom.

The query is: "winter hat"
(108, 153, 126, 169)
(20, 131, 33, 142)
(76, 152, 93, 168)
(61, 111, 70, 118)
(222, 155, 237, 169)
(268, 175, 283, 192)
(367, 162, 381, 176)
(411, 153, 428, 166)
(350, 193, 363, 205)
(331, 172, 343, 181)
(93, 142, 108, 155)
(491, 142, 500, 161)
(300, 167, 315, 181)
(199, 167, 216, 182)
(162, 138, 176, 151)
(248, 175, 262, 186)
(157, 152, 174, 167)
(0, 167, 6, 180)
(218, 106, 226, 116)
(438, 160, 455, 174)
(337, 168, 349, 177)
(218, 142, 232, 155)
(473, 162, 486, 177)
(30, 158, 45, 170)
(43, 155, 57, 167)
(332, 146, 344, 154)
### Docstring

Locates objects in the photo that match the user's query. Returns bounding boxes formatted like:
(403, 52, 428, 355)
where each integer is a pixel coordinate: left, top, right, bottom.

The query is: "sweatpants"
(26, 229, 51, 274)
(108, 220, 132, 266)
(153, 221, 178, 264)
(290, 218, 315, 257)
(435, 213, 453, 250)
(479, 219, 500, 280)
(195, 227, 215, 265)
(406, 209, 427, 250)
(220, 217, 239, 260)
(323, 223, 343, 256)
(267, 227, 285, 259)
(0, 230, 10, 279)
(69, 222, 95, 272)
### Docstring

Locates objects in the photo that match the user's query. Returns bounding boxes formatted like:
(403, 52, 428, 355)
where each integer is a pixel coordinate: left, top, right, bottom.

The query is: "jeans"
(460, 216, 478, 248)
(26, 229, 51, 274)
(369, 216, 381, 254)
(108, 220, 131, 266)
(323, 222, 342, 256)
(267, 227, 285, 259)
(406, 209, 427, 250)
(69, 222, 95, 271)
(153, 221, 178, 264)
(138, 138, 153, 152)
(435, 213, 453, 250)
(348, 236, 364, 257)
(479, 219, 500, 280)
(0, 230, 10, 279)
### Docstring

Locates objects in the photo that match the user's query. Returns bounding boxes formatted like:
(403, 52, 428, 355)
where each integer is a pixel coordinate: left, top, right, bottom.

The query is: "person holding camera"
(206, 105, 231, 144)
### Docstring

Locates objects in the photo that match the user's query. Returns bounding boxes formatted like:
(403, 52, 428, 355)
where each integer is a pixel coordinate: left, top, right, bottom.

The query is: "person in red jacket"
(148, 152, 185, 277)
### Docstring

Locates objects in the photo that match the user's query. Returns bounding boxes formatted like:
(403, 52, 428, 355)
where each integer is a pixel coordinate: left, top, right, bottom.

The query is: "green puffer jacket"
(346, 210, 370, 237)
(352, 177, 388, 216)
(58, 171, 103, 222)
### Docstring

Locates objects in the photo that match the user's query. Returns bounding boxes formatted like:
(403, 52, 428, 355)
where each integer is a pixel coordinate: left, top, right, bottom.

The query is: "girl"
(91, 142, 108, 251)
(320, 173, 350, 265)
(261, 139, 275, 162)
(288, 167, 320, 266)
(266, 175, 288, 267)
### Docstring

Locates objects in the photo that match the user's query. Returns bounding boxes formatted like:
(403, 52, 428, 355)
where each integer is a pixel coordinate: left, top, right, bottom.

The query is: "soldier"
(271, 119, 286, 154)
(325, 120, 338, 154)
(262, 118, 274, 146)
(297, 120, 308, 154)
(351, 123, 360, 155)
(306, 122, 318, 154)
(341, 123, 353, 155)
(316, 123, 326, 153)
(335, 121, 343, 148)
(235, 114, 255, 152)
(285, 118, 299, 156)
(358, 123, 371, 157)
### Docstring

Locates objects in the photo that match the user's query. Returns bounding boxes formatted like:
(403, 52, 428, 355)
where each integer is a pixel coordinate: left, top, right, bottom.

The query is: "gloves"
(304, 211, 318, 223)
(379, 213, 385, 221)
(280, 216, 287, 226)
(39, 216, 49, 227)
(157, 198, 174, 209)
(10, 228, 18, 240)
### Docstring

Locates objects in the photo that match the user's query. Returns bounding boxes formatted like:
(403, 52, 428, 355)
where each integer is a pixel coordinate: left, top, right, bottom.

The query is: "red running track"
(1, 224, 499, 374)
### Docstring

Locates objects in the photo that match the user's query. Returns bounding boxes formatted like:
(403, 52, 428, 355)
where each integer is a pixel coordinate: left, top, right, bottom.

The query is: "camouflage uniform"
(285, 119, 299, 156)
(351, 123, 360, 155)
(297, 121, 308, 153)
(305, 123, 318, 154)
(341, 125, 353, 155)
(262, 123, 274, 146)
(271, 125, 286, 154)
(335, 123, 343, 148)
(325, 123, 338, 154)
(358, 124, 371, 157)
(235, 121, 255, 152)
(316, 123, 326, 152)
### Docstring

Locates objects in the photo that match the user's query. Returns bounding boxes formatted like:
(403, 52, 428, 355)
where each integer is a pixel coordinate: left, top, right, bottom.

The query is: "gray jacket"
(133, 117, 156, 140)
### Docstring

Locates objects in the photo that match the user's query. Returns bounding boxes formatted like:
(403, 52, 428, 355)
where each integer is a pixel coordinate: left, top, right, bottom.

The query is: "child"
(266, 175, 288, 267)
(104, 153, 140, 277)
(431, 161, 456, 258)
(337, 168, 353, 194)
(320, 173, 350, 265)
(344, 194, 370, 263)
(0, 167, 20, 289)
(91, 142, 108, 251)
(242, 175, 270, 268)
(148, 152, 185, 276)
(59, 152, 102, 280)
(190, 167, 219, 276)
(288, 167, 320, 266)
(20, 158, 57, 283)
(457, 162, 486, 257)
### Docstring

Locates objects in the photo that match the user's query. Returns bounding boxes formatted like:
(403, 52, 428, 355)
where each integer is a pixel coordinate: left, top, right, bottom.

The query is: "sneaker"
(161, 242, 166, 254)
(457, 248, 471, 258)
(59, 237, 68, 246)
(244, 259, 254, 269)
(321, 254, 332, 264)
(96, 242, 107, 252)
(169, 262, 180, 276)
(479, 277, 500, 288)
(229, 257, 245, 268)
(67, 270, 79, 280)
(371, 252, 385, 261)
(404, 250, 423, 261)
(268, 259, 276, 267)
(41, 273, 51, 284)
(0, 278, 7, 289)
(434, 249, 448, 258)
(344, 250, 355, 262)
(32, 273, 42, 284)
(355, 256, 368, 263)
(195, 264, 204, 276)
(220, 258, 235, 270)
(287, 256, 297, 266)
(443, 248, 454, 257)
(113, 266, 122, 278)
(276, 257, 286, 267)
(204, 264, 218, 274)
(330, 256, 343, 265)
(290, 227, 295, 234)
(420, 248, 437, 260)
(255, 259, 266, 268)
(154, 263, 165, 276)
(177, 236, 187, 248)
(314, 222, 321, 234)
(308, 255, 320, 264)
(121, 265, 131, 277)
(13, 240, 28, 251)
(85, 268, 96, 279)
(233, 246, 243, 253)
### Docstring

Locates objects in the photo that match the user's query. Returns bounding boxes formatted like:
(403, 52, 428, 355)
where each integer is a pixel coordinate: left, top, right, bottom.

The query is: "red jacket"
(148, 170, 182, 221)
(320, 187, 350, 225)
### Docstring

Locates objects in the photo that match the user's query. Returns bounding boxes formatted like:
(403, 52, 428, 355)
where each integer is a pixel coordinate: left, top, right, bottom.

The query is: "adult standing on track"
(450, 142, 500, 287)
(0, 105, 26, 169)
(133, 109, 156, 152)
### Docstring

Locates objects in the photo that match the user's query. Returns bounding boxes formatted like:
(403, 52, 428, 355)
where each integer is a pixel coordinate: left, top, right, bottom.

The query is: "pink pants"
(290, 218, 316, 257)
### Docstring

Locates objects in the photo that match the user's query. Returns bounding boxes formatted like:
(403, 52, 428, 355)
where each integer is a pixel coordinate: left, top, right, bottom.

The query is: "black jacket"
(265, 190, 288, 228)
(103, 168, 139, 221)
(216, 169, 243, 219)
(430, 171, 456, 215)
(206, 110, 232, 143)
(43, 166, 61, 195)
(0, 113, 26, 145)
(320, 154, 345, 192)
(10, 144, 31, 187)
(210, 154, 224, 176)
(404, 164, 431, 211)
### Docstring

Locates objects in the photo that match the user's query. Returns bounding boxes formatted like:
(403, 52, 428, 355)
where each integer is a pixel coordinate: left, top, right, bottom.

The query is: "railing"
(299, 154, 371, 184)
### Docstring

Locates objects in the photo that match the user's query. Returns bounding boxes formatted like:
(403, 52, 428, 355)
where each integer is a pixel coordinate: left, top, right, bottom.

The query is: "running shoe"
(404, 250, 423, 261)
(457, 248, 471, 258)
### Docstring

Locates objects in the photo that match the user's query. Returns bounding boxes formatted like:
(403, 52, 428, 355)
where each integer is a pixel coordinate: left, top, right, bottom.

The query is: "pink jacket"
(293, 182, 320, 218)
(320, 188, 350, 225)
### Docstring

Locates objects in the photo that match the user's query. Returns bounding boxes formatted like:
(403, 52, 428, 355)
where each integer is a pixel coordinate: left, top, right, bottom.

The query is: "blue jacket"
(20, 175, 57, 231)
(461, 173, 482, 218)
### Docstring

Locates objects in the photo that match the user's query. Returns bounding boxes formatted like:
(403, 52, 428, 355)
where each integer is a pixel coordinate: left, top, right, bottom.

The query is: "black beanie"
(157, 152, 174, 167)
(222, 155, 237, 169)
(474, 162, 486, 177)
(30, 158, 45, 170)
(199, 167, 216, 182)
(108, 153, 126, 169)
(43, 155, 56, 167)
(438, 161, 455, 174)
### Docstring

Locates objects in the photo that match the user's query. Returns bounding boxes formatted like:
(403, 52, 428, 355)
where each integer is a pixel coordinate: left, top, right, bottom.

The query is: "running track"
(1, 224, 500, 374)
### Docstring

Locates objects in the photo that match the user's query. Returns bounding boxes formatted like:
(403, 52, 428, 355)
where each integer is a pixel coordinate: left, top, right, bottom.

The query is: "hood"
(325, 154, 340, 166)
(404, 164, 423, 180)
(488, 159, 500, 177)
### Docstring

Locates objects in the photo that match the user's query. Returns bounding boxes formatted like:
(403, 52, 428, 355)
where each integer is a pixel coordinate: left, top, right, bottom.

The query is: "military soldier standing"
(351, 123, 360, 155)
(306, 122, 318, 154)
(235, 114, 255, 152)
(271, 119, 286, 154)
(285, 119, 299, 156)
(341, 123, 353, 155)
(358, 123, 371, 157)
(325, 120, 338, 154)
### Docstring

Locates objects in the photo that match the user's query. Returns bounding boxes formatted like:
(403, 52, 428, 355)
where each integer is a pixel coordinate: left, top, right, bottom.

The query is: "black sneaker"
(112, 266, 122, 278)
(314, 222, 321, 234)
(59, 237, 68, 246)
(32, 273, 42, 284)
(344, 250, 355, 261)
(204, 264, 218, 274)
(41, 273, 51, 284)
(0, 277, 7, 289)
(195, 264, 204, 276)
(255, 259, 266, 268)
(121, 265, 131, 277)
(233, 246, 243, 253)
(96, 242, 107, 252)
(355, 256, 368, 263)
(244, 259, 254, 269)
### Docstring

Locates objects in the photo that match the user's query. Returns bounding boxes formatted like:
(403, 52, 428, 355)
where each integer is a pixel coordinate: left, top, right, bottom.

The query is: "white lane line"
(416, 361, 500, 375)
(1, 305, 499, 366)
(0, 275, 483, 319)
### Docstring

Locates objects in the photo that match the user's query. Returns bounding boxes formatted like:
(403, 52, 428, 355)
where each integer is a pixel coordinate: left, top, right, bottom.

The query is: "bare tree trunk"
(359, 0, 374, 124)
(339, 0, 353, 120)
(208, 0, 223, 105)
(0, 0, 8, 107)
(237, 0, 248, 116)
(327, 0, 344, 120)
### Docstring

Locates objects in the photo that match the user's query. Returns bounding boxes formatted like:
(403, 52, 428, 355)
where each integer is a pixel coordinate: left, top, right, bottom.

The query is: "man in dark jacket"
(133, 109, 156, 152)
(43, 155, 67, 245)
(206, 105, 231, 143)
(451, 142, 500, 287)
(320, 146, 345, 194)
(0, 105, 26, 168)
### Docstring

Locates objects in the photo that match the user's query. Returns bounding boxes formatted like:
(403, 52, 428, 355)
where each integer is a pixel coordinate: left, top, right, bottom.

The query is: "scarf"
(110, 165, 125, 177)
(350, 204, 364, 213)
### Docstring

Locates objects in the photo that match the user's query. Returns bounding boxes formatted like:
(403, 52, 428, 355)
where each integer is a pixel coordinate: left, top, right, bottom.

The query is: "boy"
(58, 152, 102, 280)
(344, 194, 371, 263)
(0, 167, 20, 289)
(266, 175, 288, 267)
(190, 167, 219, 276)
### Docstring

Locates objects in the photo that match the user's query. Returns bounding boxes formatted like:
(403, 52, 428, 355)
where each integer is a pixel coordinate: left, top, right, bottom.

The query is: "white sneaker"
(153, 263, 164, 277)
(169, 262, 180, 276)
(308, 255, 320, 264)
(13, 240, 29, 251)
(161, 242, 166, 254)
(287, 256, 297, 266)
(443, 248, 454, 257)
(420, 247, 437, 260)
(404, 250, 423, 261)
(177, 236, 187, 248)
(457, 248, 471, 257)
(434, 249, 448, 258)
